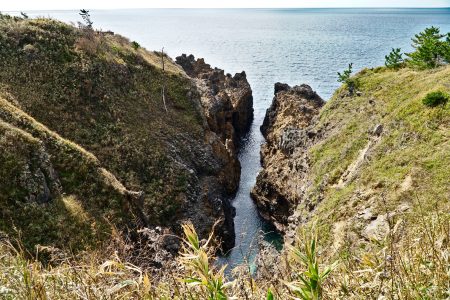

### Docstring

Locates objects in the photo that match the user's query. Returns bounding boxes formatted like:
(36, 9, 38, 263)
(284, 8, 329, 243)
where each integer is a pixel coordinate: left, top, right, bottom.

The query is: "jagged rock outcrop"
(0, 17, 254, 262)
(176, 54, 254, 143)
(176, 54, 254, 249)
(251, 83, 324, 232)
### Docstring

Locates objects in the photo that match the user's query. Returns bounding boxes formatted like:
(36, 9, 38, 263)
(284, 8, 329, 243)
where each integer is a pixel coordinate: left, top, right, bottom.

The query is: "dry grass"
(0, 14, 448, 300)
(1, 201, 447, 299)
(326, 197, 449, 299)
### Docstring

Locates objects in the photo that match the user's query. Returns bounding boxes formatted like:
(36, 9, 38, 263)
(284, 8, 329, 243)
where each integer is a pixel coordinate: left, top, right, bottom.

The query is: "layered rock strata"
(176, 54, 254, 249)
(251, 83, 324, 232)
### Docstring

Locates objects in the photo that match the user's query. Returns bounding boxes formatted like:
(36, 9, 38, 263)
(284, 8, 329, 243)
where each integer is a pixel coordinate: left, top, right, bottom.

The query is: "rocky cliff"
(175, 54, 254, 249)
(252, 66, 450, 254)
(0, 16, 252, 264)
(251, 83, 324, 231)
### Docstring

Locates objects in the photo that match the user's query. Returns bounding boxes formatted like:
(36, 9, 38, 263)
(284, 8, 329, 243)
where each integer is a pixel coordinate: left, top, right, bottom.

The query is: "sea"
(17, 7, 450, 270)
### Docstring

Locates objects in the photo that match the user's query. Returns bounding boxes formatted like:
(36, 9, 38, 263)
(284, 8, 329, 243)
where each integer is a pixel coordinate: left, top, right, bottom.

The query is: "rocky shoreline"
(251, 83, 324, 234)
(175, 54, 253, 251)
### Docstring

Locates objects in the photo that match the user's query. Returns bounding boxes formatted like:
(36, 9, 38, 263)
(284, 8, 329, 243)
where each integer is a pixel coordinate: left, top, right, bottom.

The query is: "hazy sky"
(3, 0, 450, 11)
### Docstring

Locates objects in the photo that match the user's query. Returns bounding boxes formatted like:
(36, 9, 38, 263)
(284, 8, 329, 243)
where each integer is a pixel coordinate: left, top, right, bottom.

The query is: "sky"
(2, 0, 450, 11)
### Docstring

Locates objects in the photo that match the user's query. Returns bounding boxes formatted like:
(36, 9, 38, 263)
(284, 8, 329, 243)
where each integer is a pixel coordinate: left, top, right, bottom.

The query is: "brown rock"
(251, 83, 324, 231)
(176, 54, 254, 250)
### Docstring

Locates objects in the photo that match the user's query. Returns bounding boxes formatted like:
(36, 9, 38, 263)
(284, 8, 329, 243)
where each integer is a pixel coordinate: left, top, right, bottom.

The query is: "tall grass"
(285, 229, 338, 300)
(178, 223, 233, 299)
(0, 200, 448, 299)
(327, 198, 449, 299)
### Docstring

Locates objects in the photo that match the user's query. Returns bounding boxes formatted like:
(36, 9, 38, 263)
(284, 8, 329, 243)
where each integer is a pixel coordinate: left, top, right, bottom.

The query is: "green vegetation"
(0, 96, 132, 254)
(406, 26, 450, 69)
(0, 223, 338, 299)
(337, 63, 357, 94)
(385, 26, 450, 70)
(285, 229, 338, 300)
(384, 48, 404, 69)
(422, 90, 449, 107)
(132, 41, 141, 50)
(179, 224, 231, 299)
(0, 13, 448, 300)
(305, 65, 450, 298)
(0, 14, 204, 254)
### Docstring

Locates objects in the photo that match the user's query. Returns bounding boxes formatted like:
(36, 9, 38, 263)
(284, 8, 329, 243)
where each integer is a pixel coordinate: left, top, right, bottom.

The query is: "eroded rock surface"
(176, 54, 254, 250)
(251, 83, 324, 231)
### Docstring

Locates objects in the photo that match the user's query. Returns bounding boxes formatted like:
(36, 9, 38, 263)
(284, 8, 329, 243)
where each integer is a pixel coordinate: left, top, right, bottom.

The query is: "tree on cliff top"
(337, 63, 357, 95)
(79, 9, 93, 29)
(385, 48, 404, 69)
(406, 26, 450, 69)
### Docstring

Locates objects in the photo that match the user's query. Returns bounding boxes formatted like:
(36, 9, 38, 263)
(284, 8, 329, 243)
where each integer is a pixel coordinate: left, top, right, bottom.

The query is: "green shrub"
(385, 48, 404, 69)
(422, 91, 449, 107)
(285, 229, 338, 300)
(131, 41, 140, 50)
(180, 223, 232, 300)
(337, 63, 358, 94)
(406, 26, 450, 69)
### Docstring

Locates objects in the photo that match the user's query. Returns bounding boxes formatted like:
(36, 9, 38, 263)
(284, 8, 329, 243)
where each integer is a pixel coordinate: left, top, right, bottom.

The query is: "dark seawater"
(22, 8, 450, 270)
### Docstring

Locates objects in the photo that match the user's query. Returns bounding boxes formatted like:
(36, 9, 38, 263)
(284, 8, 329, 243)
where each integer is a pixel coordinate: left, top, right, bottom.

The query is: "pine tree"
(406, 26, 445, 69)
(337, 63, 357, 95)
(385, 48, 404, 69)
(79, 9, 93, 29)
(337, 63, 353, 84)
(442, 33, 450, 63)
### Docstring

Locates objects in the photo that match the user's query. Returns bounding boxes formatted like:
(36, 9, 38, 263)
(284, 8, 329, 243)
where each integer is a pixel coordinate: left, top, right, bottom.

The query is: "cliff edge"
(0, 16, 253, 262)
(252, 66, 450, 255)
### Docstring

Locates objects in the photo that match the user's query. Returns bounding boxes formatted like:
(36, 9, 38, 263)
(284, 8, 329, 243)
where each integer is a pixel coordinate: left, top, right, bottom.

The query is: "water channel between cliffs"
(30, 6, 450, 274)
(216, 97, 283, 273)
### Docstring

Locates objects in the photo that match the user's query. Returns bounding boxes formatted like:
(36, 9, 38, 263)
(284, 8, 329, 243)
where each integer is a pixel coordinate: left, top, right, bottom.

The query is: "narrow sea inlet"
(26, 7, 450, 269)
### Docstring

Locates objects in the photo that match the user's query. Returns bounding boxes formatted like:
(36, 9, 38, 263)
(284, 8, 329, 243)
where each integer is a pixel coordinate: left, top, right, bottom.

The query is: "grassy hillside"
(0, 15, 227, 254)
(0, 94, 135, 253)
(298, 65, 450, 298)
(0, 13, 448, 299)
(307, 66, 449, 238)
(251, 64, 449, 298)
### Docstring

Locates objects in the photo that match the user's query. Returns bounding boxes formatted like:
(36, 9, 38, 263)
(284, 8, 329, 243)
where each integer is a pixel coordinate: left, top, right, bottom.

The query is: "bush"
(385, 48, 404, 69)
(406, 26, 450, 69)
(131, 41, 140, 50)
(422, 91, 449, 107)
(337, 63, 358, 94)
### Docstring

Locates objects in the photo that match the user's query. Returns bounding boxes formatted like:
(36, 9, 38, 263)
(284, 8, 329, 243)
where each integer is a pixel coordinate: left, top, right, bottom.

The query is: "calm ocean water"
(22, 8, 450, 269)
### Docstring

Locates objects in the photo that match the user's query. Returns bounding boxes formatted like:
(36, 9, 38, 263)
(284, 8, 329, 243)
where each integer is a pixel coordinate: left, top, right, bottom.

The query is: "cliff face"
(252, 66, 450, 255)
(176, 54, 254, 150)
(175, 54, 254, 249)
(175, 54, 253, 249)
(251, 83, 324, 231)
(0, 17, 252, 259)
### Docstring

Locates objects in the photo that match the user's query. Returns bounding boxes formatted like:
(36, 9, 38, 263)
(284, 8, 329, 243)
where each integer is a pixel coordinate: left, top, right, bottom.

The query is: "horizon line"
(5, 6, 450, 12)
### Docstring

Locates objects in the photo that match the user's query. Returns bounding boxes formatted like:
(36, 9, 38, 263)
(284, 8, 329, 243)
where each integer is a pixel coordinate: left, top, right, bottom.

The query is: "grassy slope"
(295, 66, 450, 296)
(307, 66, 449, 234)
(0, 63, 447, 299)
(0, 16, 208, 252)
(0, 95, 132, 253)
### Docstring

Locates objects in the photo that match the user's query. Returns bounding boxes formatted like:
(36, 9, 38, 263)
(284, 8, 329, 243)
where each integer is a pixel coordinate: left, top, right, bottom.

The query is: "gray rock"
(364, 214, 389, 241)
(372, 124, 383, 136)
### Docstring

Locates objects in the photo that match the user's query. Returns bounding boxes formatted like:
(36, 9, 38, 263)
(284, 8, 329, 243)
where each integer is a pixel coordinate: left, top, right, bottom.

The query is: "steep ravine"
(252, 66, 450, 257)
(176, 54, 254, 250)
(0, 17, 254, 268)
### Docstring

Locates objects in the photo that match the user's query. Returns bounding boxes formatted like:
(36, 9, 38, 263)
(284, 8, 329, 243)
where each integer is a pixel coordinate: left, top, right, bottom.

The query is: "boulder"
(251, 83, 324, 231)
